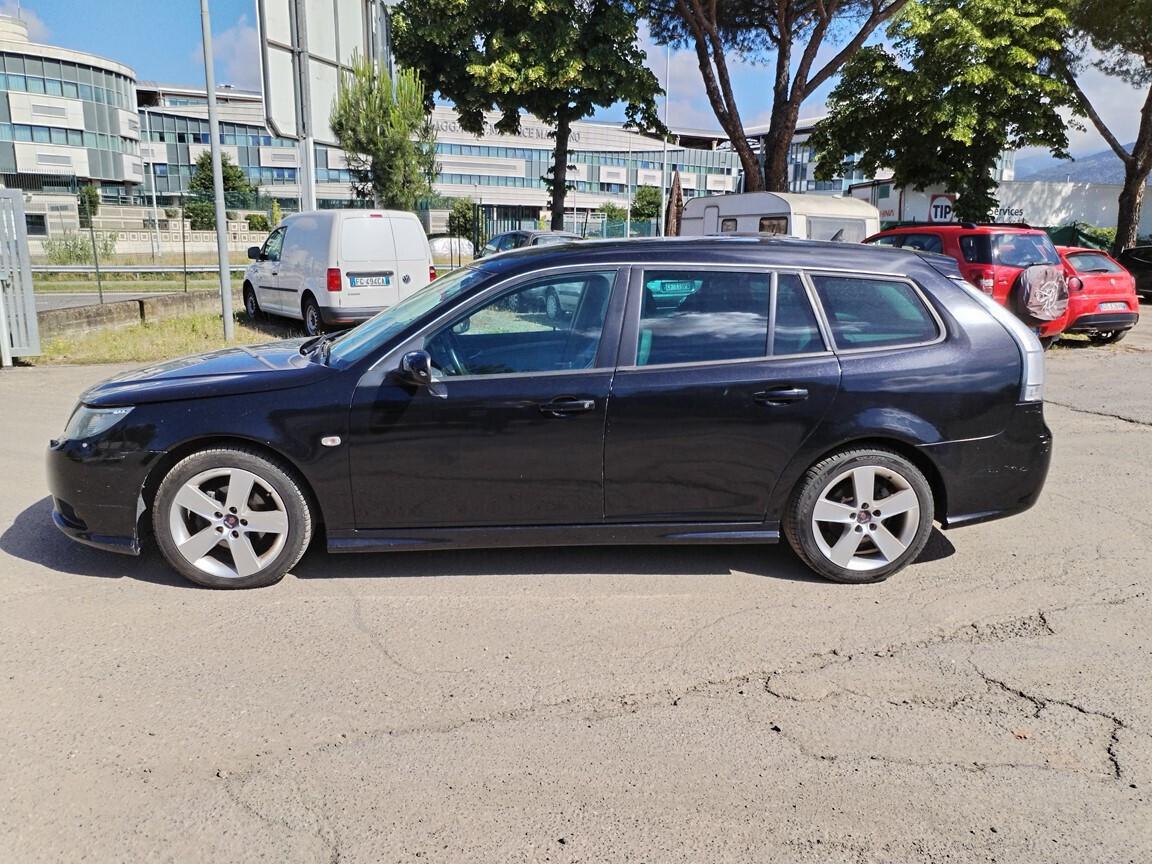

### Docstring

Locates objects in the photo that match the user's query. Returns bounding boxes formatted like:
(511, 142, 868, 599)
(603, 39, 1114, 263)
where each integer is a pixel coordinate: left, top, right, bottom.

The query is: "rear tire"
(545, 288, 562, 321)
(784, 448, 934, 584)
(153, 447, 313, 589)
(302, 295, 324, 337)
(1089, 330, 1127, 345)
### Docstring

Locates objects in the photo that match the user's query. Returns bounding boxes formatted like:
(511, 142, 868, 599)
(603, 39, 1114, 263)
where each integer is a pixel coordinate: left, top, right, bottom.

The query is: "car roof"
(469, 235, 951, 278)
(873, 223, 1045, 235)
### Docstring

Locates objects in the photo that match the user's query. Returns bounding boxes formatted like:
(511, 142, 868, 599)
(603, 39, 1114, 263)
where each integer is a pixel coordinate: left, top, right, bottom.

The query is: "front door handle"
(753, 387, 809, 405)
(538, 397, 596, 417)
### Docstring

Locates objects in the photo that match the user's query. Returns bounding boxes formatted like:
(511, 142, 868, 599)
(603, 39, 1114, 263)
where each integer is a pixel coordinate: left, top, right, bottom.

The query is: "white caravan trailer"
(680, 191, 881, 243)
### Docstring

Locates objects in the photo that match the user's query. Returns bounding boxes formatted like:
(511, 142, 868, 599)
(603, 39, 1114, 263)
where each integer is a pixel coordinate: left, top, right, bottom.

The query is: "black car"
(1117, 246, 1152, 300)
(477, 229, 581, 259)
(47, 237, 1052, 589)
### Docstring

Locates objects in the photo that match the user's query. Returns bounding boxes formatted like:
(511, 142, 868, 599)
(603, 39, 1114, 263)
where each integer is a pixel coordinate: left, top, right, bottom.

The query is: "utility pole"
(291, 0, 317, 211)
(200, 0, 234, 340)
(659, 45, 670, 237)
(143, 107, 161, 262)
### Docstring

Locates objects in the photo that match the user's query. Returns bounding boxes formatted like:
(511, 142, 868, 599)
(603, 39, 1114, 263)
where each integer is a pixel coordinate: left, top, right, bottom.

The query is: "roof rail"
(884, 220, 1038, 230)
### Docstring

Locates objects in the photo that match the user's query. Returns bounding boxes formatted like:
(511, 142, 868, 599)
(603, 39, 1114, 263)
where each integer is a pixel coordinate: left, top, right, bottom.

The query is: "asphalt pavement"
(1, 329, 1150, 862)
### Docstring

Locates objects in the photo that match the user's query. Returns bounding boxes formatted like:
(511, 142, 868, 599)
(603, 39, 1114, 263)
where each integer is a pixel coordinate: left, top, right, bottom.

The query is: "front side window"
(810, 275, 939, 349)
(262, 228, 285, 262)
(866, 235, 902, 247)
(425, 270, 616, 377)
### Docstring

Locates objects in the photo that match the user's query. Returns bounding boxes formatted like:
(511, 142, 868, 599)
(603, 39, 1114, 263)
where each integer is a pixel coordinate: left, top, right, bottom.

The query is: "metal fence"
(0, 191, 39, 365)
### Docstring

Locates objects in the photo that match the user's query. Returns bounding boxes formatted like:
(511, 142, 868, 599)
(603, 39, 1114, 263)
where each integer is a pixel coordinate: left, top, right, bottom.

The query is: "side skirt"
(327, 522, 781, 554)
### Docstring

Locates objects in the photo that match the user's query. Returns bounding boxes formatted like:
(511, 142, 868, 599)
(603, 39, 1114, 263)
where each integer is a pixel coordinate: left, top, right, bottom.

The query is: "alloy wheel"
(810, 465, 921, 572)
(167, 468, 289, 580)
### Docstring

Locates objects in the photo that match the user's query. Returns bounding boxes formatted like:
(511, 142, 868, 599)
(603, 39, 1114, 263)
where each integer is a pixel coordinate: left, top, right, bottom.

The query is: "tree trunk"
(1114, 164, 1146, 256)
(762, 101, 802, 193)
(550, 114, 572, 231)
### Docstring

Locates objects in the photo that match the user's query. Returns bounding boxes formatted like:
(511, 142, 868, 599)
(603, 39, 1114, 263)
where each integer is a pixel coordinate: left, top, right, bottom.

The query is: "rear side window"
(960, 232, 1060, 266)
(810, 275, 939, 349)
(342, 217, 398, 262)
(1067, 252, 1123, 274)
(636, 270, 824, 366)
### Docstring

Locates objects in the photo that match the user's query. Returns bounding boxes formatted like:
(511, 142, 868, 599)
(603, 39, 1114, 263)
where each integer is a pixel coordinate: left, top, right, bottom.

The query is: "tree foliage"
(643, 0, 911, 191)
(189, 151, 251, 195)
(600, 202, 628, 222)
(811, 0, 1074, 222)
(393, 0, 664, 229)
(77, 184, 99, 227)
(446, 198, 476, 239)
(1059, 0, 1152, 252)
(329, 57, 438, 210)
(632, 185, 663, 220)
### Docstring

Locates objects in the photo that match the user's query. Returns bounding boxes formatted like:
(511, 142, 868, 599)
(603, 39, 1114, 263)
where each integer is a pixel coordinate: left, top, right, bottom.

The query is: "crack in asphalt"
(973, 665, 1127, 781)
(1046, 399, 1152, 428)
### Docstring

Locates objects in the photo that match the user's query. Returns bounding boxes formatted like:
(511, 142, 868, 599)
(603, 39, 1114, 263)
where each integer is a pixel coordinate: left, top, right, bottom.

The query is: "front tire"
(243, 284, 261, 321)
(544, 288, 562, 321)
(784, 448, 934, 584)
(153, 447, 313, 589)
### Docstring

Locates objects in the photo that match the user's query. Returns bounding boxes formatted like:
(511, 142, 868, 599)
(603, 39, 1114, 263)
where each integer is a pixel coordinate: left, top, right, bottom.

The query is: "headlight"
(63, 405, 134, 440)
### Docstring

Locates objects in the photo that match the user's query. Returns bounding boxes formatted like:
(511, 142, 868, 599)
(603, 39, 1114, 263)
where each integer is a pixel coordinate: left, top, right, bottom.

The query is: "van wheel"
(784, 448, 934, 584)
(545, 288, 562, 321)
(302, 296, 324, 337)
(243, 285, 261, 321)
(152, 447, 313, 589)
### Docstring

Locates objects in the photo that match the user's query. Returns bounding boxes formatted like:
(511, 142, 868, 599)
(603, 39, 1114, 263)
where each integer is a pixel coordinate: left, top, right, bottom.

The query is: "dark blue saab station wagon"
(47, 237, 1052, 588)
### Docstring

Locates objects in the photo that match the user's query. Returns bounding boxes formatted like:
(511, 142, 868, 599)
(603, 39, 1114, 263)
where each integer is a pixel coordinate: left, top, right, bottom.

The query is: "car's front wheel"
(784, 448, 934, 584)
(153, 447, 313, 589)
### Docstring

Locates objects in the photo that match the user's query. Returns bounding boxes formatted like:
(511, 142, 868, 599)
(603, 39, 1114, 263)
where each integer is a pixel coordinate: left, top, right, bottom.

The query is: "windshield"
(325, 266, 492, 366)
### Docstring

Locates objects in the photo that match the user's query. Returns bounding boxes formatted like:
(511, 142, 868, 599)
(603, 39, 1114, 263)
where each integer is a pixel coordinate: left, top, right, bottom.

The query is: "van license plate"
(1100, 302, 1127, 311)
(350, 276, 390, 287)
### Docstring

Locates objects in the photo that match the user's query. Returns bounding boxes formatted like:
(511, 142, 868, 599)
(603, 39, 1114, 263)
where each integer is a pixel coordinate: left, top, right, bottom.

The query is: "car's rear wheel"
(1089, 330, 1127, 345)
(784, 448, 934, 584)
(153, 447, 313, 589)
(303, 296, 324, 337)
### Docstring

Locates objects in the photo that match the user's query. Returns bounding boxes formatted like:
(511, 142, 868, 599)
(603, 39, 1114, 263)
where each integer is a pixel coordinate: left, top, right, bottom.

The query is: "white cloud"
(211, 14, 261, 91)
(0, 1, 49, 41)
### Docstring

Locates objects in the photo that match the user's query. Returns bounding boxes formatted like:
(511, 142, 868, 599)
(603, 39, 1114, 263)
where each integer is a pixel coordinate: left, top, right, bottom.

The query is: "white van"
(244, 209, 435, 336)
(680, 191, 880, 243)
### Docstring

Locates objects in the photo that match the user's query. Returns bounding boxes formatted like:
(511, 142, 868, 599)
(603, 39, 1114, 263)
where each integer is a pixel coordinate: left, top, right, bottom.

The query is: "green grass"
(39, 312, 304, 365)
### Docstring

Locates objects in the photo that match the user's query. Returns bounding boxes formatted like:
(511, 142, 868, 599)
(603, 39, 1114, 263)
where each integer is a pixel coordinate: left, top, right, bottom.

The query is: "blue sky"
(4, 0, 1136, 160)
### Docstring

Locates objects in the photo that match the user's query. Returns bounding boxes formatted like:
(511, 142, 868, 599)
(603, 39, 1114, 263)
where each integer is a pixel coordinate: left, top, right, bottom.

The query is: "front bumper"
(46, 440, 158, 556)
(922, 402, 1052, 529)
(1064, 311, 1139, 333)
(319, 305, 381, 326)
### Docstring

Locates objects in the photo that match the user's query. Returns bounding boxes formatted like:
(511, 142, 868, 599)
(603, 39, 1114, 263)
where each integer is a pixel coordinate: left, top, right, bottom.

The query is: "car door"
(347, 267, 627, 528)
(254, 227, 286, 313)
(604, 266, 841, 523)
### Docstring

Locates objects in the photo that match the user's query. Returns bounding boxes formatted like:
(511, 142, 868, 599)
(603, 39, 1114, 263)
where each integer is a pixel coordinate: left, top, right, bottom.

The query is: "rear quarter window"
(811, 275, 940, 349)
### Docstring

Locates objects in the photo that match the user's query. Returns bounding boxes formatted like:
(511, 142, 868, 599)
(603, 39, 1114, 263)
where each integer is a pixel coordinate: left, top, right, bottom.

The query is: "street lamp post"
(659, 45, 670, 237)
(200, 0, 234, 340)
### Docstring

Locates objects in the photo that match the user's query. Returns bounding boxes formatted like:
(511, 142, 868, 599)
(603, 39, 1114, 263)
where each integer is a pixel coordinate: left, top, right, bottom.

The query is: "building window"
(25, 214, 47, 236)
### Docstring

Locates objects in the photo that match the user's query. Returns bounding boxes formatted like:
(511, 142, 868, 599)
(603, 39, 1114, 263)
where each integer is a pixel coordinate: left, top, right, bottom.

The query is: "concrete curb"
(39, 289, 244, 340)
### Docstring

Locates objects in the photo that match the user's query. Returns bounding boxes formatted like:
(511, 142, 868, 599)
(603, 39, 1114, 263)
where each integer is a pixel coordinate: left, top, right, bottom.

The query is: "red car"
(865, 223, 1070, 343)
(1056, 246, 1140, 344)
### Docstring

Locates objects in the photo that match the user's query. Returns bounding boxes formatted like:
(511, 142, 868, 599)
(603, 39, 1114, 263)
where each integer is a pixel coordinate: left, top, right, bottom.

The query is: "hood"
(81, 339, 338, 407)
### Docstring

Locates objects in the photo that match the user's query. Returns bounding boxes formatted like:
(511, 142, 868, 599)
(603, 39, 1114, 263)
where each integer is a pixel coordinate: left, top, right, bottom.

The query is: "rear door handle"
(753, 387, 809, 405)
(538, 398, 596, 417)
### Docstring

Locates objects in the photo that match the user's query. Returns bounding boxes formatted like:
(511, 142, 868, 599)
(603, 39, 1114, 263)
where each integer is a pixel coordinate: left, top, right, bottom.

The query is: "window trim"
(800, 270, 946, 354)
(620, 265, 831, 371)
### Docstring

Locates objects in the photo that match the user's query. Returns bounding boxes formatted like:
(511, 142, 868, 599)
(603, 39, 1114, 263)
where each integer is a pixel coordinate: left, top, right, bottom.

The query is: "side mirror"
(399, 350, 434, 386)
(247, 245, 262, 261)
